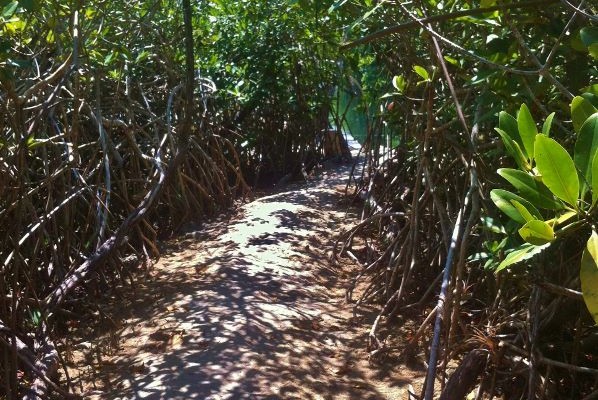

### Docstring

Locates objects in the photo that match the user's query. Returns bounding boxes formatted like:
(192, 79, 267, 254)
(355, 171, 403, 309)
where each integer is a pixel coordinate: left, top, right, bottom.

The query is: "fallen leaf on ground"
(169, 331, 185, 349)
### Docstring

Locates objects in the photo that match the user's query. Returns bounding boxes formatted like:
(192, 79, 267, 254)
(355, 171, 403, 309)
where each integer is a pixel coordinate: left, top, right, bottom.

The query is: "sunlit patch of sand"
(66, 136, 425, 399)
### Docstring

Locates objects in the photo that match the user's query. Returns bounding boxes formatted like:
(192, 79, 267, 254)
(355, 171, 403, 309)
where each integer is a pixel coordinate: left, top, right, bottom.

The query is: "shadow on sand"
(70, 156, 422, 399)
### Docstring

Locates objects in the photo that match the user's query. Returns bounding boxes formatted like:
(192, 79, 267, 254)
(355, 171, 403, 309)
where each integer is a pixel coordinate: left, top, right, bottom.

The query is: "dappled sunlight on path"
(70, 136, 422, 399)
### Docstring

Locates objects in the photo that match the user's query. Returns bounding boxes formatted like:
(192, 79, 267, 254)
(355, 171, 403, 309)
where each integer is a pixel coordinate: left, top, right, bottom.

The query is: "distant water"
(333, 90, 368, 145)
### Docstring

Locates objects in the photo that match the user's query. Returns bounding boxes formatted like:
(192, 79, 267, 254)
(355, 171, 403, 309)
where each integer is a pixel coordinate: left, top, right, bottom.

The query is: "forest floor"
(64, 138, 426, 399)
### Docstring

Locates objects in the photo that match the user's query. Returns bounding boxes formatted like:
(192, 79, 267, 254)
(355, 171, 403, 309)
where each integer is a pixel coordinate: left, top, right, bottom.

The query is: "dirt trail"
(68, 139, 423, 399)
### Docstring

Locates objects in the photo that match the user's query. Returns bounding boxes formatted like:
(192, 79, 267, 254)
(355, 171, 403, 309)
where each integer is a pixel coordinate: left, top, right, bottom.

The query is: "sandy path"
(69, 139, 422, 399)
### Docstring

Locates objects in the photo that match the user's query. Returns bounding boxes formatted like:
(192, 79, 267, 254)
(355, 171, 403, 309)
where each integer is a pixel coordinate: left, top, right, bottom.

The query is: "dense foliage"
(0, 0, 597, 398)
(333, 0, 597, 398)
(0, 0, 340, 397)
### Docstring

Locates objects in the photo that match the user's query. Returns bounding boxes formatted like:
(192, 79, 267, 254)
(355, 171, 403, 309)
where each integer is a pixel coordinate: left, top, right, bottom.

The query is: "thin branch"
(18, 54, 73, 103)
(543, 5, 581, 70)
(0, 321, 74, 399)
(535, 280, 583, 300)
(424, 181, 474, 400)
(501, 341, 598, 375)
(342, 0, 559, 50)
(507, 18, 574, 99)
(389, 2, 541, 76)
(560, 0, 598, 21)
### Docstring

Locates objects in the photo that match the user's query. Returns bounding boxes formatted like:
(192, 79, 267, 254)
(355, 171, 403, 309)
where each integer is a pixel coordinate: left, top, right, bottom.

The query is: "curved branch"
(391, 2, 547, 76)
(341, 0, 559, 50)
(560, 0, 598, 21)
(18, 54, 73, 104)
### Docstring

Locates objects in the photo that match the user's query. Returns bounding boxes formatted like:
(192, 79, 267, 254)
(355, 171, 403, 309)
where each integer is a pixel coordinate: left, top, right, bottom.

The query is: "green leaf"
(592, 152, 598, 207)
(28, 308, 41, 327)
(327, 0, 349, 13)
(499, 111, 523, 153)
(26, 134, 35, 148)
(490, 189, 542, 224)
(2, 1, 17, 18)
(582, 84, 598, 98)
(443, 55, 458, 66)
(495, 128, 529, 170)
(534, 134, 579, 208)
(517, 104, 537, 159)
(496, 243, 549, 273)
(498, 168, 563, 210)
(581, 231, 598, 324)
(392, 75, 406, 93)
(518, 220, 555, 245)
(571, 30, 587, 51)
(545, 210, 577, 227)
(413, 65, 429, 81)
(574, 113, 598, 197)
(582, 93, 598, 109)
(480, 216, 506, 234)
(580, 27, 598, 59)
(104, 52, 115, 66)
(571, 96, 597, 133)
(135, 50, 150, 63)
(542, 112, 555, 136)
(455, 15, 499, 27)
(580, 27, 598, 48)
(511, 200, 535, 222)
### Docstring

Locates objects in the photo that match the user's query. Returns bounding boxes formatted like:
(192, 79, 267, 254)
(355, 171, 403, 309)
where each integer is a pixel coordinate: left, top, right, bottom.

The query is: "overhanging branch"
(341, 0, 560, 50)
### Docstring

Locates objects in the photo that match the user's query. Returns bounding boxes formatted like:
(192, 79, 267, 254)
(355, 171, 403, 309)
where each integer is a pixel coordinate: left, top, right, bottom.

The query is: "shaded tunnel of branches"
(0, 1, 334, 397)
(0, 0, 597, 399)
(334, 1, 598, 399)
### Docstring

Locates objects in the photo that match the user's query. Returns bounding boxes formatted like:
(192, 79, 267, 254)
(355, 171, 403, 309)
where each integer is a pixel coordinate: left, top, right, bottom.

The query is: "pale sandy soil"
(64, 144, 425, 399)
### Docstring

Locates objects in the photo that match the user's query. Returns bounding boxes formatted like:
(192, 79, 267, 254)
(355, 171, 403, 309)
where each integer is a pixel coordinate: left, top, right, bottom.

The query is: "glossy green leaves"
(574, 113, 598, 196)
(496, 243, 549, 273)
(413, 65, 430, 82)
(517, 104, 537, 159)
(490, 189, 541, 225)
(580, 26, 598, 60)
(490, 187, 555, 248)
(497, 168, 563, 210)
(571, 96, 597, 133)
(491, 104, 598, 274)
(499, 111, 521, 146)
(518, 220, 554, 246)
(495, 108, 585, 212)
(392, 75, 406, 93)
(498, 111, 529, 168)
(496, 105, 540, 169)
(593, 152, 598, 206)
(542, 112, 555, 136)
(581, 231, 598, 324)
(534, 134, 579, 208)
(2, 1, 18, 17)
(495, 128, 528, 170)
